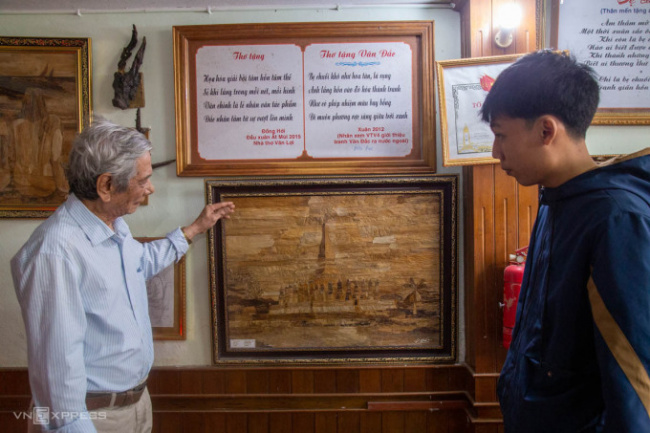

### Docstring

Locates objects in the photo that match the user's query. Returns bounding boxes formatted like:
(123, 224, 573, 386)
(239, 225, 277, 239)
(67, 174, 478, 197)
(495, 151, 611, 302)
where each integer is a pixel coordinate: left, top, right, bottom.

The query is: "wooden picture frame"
(436, 54, 523, 166)
(206, 174, 457, 364)
(544, 0, 650, 125)
(136, 237, 187, 340)
(0, 36, 92, 218)
(173, 21, 436, 176)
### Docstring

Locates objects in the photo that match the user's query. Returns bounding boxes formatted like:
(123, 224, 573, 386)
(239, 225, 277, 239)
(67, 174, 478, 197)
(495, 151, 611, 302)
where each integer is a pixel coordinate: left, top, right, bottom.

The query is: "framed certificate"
(436, 54, 523, 166)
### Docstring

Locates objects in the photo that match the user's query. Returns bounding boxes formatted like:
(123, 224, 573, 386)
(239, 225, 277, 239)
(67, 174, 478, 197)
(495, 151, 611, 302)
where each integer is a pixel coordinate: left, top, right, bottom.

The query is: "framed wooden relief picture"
(206, 174, 458, 364)
(173, 21, 436, 176)
(137, 237, 187, 340)
(436, 54, 523, 166)
(543, 0, 650, 125)
(0, 37, 92, 217)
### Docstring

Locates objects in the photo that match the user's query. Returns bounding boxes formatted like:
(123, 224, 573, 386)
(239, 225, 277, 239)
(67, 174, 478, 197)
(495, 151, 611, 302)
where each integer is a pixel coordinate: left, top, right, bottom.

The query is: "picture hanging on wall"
(436, 54, 523, 167)
(542, 0, 650, 125)
(173, 21, 436, 176)
(0, 36, 92, 218)
(206, 174, 458, 364)
(136, 237, 187, 340)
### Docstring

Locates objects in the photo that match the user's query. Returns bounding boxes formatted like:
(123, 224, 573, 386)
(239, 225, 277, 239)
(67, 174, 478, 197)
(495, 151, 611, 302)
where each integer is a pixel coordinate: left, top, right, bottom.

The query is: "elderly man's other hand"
(181, 202, 235, 243)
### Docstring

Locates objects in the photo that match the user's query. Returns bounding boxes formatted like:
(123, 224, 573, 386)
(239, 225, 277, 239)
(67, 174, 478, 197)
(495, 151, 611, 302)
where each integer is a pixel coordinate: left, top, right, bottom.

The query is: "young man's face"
(490, 115, 548, 187)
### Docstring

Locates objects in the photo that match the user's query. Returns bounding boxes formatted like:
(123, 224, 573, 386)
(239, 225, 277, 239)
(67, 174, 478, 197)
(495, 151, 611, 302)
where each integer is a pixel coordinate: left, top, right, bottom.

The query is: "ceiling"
(0, 0, 455, 13)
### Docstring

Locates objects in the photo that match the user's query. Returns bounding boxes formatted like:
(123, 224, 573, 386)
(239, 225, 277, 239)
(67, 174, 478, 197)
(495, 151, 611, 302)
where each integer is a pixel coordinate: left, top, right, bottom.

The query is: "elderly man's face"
(110, 152, 154, 217)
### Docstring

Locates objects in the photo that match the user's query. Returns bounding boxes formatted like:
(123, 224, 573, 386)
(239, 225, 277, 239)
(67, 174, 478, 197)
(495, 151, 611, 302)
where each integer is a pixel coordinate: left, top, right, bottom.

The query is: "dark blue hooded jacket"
(498, 149, 650, 433)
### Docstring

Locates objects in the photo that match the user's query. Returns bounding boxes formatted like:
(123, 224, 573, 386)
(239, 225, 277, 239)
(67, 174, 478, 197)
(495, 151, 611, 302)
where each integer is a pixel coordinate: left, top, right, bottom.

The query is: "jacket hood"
(541, 148, 650, 205)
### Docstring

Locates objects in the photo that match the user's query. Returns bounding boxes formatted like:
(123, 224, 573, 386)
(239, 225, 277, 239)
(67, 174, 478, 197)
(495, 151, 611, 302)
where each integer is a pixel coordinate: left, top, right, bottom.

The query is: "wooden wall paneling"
(205, 412, 227, 432)
(459, 0, 541, 430)
(247, 370, 270, 394)
(249, 413, 270, 433)
(382, 412, 405, 433)
(516, 0, 539, 53)
(155, 412, 182, 433)
(493, 169, 520, 370)
(473, 426, 500, 433)
(426, 410, 448, 433)
(517, 183, 538, 247)
(179, 369, 203, 394)
(405, 411, 427, 431)
(360, 412, 382, 433)
(462, 166, 477, 374)
(226, 413, 248, 433)
(464, 164, 499, 374)
(202, 369, 226, 394)
(458, 1, 472, 58)
(0, 367, 475, 433)
(182, 412, 205, 433)
(269, 370, 293, 394)
(446, 410, 471, 433)
(226, 370, 248, 394)
(404, 368, 427, 392)
(291, 369, 315, 394)
(359, 369, 382, 393)
(491, 0, 514, 56)
(293, 413, 316, 433)
(380, 369, 404, 392)
(0, 415, 25, 432)
(338, 412, 361, 433)
(148, 368, 180, 394)
(313, 370, 337, 394)
(314, 412, 338, 433)
(269, 412, 292, 433)
(336, 370, 359, 394)
(468, 0, 493, 57)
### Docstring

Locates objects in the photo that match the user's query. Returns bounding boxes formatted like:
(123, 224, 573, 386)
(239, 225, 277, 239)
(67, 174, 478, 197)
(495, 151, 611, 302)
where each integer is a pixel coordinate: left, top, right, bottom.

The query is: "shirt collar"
(65, 193, 130, 246)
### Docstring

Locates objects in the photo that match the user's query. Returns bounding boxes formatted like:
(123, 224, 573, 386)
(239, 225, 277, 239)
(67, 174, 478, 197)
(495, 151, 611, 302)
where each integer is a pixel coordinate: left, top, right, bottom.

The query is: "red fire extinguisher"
(502, 247, 527, 349)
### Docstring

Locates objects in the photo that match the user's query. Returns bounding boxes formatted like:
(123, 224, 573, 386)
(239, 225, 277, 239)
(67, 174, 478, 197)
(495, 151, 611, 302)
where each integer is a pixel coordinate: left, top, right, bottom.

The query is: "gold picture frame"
(0, 36, 92, 218)
(136, 237, 187, 340)
(436, 54, 523, 167)
(173, 21, 436, 176)
(206, 174, 458, 364)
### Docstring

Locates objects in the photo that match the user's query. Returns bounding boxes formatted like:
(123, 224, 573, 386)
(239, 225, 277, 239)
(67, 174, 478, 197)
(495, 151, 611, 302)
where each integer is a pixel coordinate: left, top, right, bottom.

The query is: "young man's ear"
(539, 115, 560, 145)
(96, 173, 113, 202)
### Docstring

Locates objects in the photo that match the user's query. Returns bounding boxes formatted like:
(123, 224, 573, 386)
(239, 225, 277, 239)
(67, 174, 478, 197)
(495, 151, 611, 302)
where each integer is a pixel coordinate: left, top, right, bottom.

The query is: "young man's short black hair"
(480, 50, 600, 139)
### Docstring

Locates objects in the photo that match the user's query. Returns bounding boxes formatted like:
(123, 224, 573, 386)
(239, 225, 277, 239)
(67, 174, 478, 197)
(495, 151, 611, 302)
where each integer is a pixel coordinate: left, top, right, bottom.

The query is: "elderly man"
(11, 118, 235, 432)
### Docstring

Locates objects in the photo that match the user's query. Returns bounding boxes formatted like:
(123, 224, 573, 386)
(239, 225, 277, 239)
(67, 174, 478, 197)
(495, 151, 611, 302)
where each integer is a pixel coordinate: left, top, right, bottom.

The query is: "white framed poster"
(549, 0, 650, 125)
(436, 54, 523, 167)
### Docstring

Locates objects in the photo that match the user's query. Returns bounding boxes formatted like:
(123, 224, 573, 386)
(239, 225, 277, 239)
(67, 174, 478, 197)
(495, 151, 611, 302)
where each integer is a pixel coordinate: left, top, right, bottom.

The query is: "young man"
(481, 50, 650, 432)
(11, 118, 235, 432)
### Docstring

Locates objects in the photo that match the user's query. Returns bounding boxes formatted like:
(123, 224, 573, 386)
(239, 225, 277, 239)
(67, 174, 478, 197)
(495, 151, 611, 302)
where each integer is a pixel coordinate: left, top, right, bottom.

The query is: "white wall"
(1, 5, 647, 368)
(0, 5, 464, 367)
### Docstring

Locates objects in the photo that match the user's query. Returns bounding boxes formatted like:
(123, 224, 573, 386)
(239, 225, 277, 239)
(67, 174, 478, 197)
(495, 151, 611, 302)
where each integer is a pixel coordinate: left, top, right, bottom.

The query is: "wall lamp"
(494, 3, 523, 48)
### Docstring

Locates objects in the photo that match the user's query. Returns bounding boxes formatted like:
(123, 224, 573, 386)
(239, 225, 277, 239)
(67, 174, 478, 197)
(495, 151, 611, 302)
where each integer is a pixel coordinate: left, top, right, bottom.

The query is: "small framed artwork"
(136, 237, 187, 340)
(542, 0, 650, 125)
(206, 174, 458, 364)
(0, 36, 92, 217)
(436, 54, 523, 167)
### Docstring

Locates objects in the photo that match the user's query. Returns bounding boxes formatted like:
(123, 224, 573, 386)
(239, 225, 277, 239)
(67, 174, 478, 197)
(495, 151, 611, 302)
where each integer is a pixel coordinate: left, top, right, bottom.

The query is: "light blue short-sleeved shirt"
(11, 194, 189, 432)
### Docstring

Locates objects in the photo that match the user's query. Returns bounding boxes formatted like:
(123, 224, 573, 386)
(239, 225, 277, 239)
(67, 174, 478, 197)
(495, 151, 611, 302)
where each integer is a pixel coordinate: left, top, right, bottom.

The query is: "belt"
(86, 381, 147, 411)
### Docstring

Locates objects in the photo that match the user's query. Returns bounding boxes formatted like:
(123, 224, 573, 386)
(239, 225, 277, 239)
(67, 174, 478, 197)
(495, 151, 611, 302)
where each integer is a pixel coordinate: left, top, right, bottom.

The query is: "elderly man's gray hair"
(66, 117, 152, 201)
